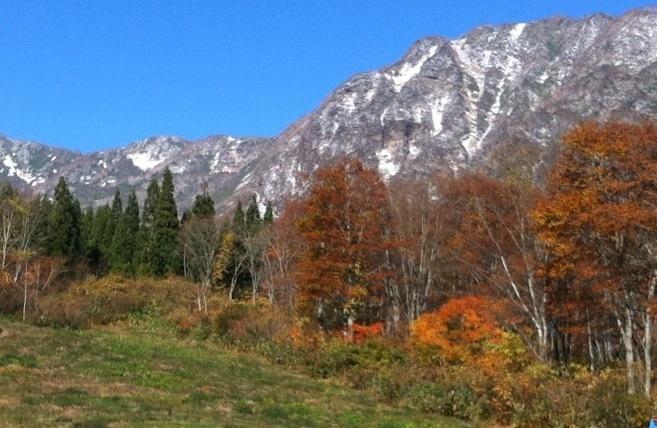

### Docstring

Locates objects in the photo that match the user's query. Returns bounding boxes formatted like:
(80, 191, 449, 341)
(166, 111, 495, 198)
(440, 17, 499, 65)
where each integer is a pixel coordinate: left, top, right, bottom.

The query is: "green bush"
(312, 340, 406, 379)
(406, 381, 488, 421)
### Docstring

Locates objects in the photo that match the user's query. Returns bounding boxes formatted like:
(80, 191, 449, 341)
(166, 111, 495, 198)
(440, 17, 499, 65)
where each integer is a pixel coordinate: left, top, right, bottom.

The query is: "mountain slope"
(0, 320, 460, 426)
(254, 8, 657, 203)
(2, 9, 657, 209)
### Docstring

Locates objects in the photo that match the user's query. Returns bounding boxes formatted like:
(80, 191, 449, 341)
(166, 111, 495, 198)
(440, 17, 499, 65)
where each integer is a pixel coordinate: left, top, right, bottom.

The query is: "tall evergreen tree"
(102, 188, 122, 251)
(33, 196, 53, 253)
(233, 200, 245, 232)
(180, 209, 192, 225)
(136, 178, 160, 274)
(90, 204, 112, 274)
(191, 193, 215, 219)
(110, 189, 140, 274)
(152, 168, 179, 276)
(263, 201, 274, 224)
(72, 198, 83, 258)
(245, 194, 261, 231)
(47, 178, 80, 260)
(80, 207, 94, 253)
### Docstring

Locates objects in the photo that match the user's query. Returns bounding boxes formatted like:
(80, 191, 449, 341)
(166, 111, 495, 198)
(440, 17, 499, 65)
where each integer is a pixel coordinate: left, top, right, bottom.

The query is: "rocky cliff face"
(2, 8, 657, 209)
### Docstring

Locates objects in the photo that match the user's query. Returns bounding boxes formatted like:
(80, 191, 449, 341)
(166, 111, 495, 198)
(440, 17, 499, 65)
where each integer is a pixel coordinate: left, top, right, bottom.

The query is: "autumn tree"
(181, 216, 221, 313)
(261, 199, 304, 308)
(387, 180, 455, 333)
(411, 295, 504, 363)
(534, 121, 657, 395)
(296, 158, 391, 331)
(437, 173, 550, 360)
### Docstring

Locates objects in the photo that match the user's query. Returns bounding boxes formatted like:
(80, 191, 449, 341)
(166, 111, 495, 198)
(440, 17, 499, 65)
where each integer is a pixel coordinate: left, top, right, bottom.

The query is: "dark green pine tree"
(47, 178, 81, 260)
(232, 200, 245, 232)
(33, 196, 53, 253)
(80, 207, 95, 254)
(191, 192, 215, 219)
(99, 190, 122, 255)
(245, 194, 261, 232)
(152, 168, 179, 276)
(110, 189, 140, 275)
(142, 179, 160, 230)
(104, 189, 122, 250)
(180, 209, 192, 225)
(263, 201, 274, 224)
(72, 198, 83, 258)
(90, 204, 112, 274)
(136, 178, 160, 275)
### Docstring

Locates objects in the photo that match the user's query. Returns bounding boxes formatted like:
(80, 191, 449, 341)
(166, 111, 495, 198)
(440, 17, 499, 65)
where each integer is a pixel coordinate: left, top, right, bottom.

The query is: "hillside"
(0, 320, 462, 427)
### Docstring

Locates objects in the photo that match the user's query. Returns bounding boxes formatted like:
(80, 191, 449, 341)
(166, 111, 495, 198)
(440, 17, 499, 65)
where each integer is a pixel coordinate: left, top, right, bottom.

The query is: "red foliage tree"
(295, 158, 392, 330)
(436, 173, 550, 360)
(534, 121, 657, 396)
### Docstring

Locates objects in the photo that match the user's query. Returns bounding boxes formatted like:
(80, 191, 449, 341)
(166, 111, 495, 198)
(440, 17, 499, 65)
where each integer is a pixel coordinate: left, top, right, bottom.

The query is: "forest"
(2, 121, 657, 426)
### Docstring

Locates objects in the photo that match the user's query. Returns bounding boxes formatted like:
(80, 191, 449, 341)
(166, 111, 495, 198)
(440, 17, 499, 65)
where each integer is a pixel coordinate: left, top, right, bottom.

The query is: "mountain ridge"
(2, 8, 657, 210)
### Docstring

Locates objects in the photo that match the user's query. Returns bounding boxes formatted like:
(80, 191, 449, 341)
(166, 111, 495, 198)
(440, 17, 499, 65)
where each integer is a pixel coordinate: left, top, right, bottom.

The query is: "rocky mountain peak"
(2, 9, 657, 212)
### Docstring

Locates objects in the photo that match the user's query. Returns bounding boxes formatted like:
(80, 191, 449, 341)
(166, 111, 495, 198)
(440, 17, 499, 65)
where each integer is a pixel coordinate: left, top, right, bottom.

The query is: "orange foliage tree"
(411, 295, 503, 363)
(436, 173, 550, 360)
(534, 121, 657, 396)
(295, 158, 392, 331)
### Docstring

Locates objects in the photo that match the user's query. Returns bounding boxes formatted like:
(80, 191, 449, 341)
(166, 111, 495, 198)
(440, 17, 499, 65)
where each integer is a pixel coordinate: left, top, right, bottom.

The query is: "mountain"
(0, 134, 272, 208)
(2, 8, 657, 210)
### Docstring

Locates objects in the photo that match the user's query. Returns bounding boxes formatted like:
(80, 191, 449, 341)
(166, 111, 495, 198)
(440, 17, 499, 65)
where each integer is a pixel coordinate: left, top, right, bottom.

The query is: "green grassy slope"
(0, 320, 465, 427)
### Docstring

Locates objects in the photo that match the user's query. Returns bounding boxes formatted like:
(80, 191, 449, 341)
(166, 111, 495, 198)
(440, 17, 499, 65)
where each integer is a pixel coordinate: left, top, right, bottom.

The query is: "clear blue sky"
(0, 0, 653, 152)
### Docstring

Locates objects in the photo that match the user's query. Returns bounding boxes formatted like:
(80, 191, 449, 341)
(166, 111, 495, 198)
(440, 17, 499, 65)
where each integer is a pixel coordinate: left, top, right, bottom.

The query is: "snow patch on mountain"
(390, 45, 438, 91)
(509, 23, 526, 42)
(127, 151, 166, 171)
(431, 95, 451, 136)
(376, 147, 400, 178)
(2, 155, 38, 184)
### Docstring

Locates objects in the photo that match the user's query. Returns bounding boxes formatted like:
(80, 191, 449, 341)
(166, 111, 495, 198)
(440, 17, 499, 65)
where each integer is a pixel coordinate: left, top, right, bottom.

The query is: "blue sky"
(0, 0, 653, 152)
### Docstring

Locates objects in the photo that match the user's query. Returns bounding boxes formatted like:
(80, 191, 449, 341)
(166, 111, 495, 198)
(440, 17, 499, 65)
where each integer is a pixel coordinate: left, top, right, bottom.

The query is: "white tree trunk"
(621, 307, 636, 394)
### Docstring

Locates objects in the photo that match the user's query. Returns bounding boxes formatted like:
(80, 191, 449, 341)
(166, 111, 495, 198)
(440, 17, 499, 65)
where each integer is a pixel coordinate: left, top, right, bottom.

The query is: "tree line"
(1, 121, 656, 397)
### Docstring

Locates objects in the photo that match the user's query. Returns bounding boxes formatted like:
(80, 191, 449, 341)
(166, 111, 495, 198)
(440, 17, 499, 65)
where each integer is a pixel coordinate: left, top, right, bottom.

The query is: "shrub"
(35, 275, 193, 327)
(410, 296, 503, 364)
(406, 379, 489, 421)
(212, 301, 294, 345)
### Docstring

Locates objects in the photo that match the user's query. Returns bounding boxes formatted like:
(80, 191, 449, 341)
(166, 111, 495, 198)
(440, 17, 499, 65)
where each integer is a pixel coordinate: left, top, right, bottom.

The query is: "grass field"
(0, 319, 465, 427)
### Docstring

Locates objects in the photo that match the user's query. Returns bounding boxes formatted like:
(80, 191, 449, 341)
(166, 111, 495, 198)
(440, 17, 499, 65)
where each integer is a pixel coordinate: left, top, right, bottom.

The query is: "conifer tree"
(102, 188, 122, 251)
(90, 204, 112, 274)
(110, 189, 140, 274)
(47, 177, 80, 260)
(80, 207, 94, 253)
(191, 193, 215, 219)
(136, 178, 160, 274)
(33, 196, 53, 253)
(245, 194, 261, 231)
(72, 198, 83, 258)
(180, 209, 192, 225)
(263, 201, 274, 224)
(233, 200, 245, 232)
(152, 168, 179, 276)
